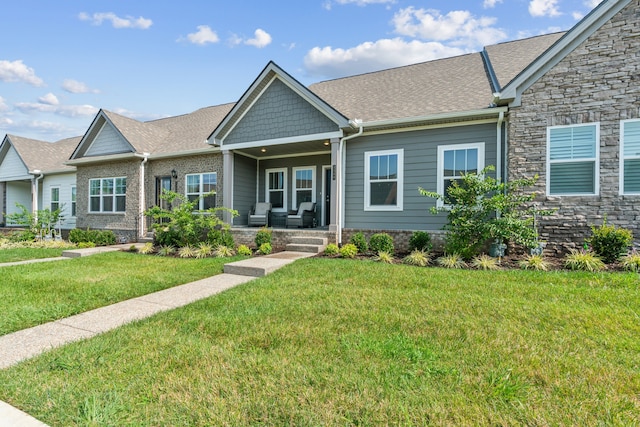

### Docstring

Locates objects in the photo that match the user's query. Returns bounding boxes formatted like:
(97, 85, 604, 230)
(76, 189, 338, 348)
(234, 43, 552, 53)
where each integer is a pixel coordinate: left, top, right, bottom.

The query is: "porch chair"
(286, 202, 316, 228)
(248, 202, 271, 227)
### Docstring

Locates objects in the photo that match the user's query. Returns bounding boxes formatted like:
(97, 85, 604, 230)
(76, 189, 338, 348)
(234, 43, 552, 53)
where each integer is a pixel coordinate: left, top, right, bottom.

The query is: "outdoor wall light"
(171, 169, 178, 179)
(261, 148, 267, 153)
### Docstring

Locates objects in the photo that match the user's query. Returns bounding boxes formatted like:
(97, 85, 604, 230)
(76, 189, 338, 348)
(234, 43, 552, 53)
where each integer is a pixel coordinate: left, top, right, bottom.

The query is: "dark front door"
(156, 176, 172, 211)
(324, 167, 331, 226)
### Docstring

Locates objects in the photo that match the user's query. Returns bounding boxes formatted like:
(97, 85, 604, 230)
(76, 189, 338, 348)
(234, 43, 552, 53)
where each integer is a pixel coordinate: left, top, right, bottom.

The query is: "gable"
(84, 122, 133, 157)
(224, 78, 340, 145)
(0, 145, 29, 180)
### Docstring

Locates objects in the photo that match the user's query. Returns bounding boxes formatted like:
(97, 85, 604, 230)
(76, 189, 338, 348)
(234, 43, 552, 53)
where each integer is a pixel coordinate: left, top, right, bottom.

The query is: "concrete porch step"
(288, 236, 328, 246)
(284, 243, 325, 253)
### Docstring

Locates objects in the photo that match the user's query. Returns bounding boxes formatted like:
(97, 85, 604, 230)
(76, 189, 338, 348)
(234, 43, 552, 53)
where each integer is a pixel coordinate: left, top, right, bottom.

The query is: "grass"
(1, 258, 639, 425)
(0, 251, 244, 335)
(0, 247, 66, 263)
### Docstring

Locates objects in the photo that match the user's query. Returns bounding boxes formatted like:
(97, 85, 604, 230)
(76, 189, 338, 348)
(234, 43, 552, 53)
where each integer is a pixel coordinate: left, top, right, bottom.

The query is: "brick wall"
(508, 1, 640, 253)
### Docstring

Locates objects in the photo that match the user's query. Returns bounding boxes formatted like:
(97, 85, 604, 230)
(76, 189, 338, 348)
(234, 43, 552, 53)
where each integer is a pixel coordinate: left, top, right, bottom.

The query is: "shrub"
(255, 227, 272, 248)
(78, 241, 96, 249)
(403, 250, 430, 267)
(157, 245, 175, 257)
(564, 249, 605, 272)
(621, 250, 640, 272)
(374, 251, 394, 264)
(587, 217, 633, 264)
(471, 254, 500, 270)
(518, 254, 549, 271)
(139, 242, 155, 254)
(436, 253, 467, 269)
(178, 245, 197, 258)
(339, 243, 358, 259)
(208, 229, 235, 249)
(409, 231, 432, 252)
(350, 232, 368, 254)
(369, 233, 394, 254)
(215, 245, 235, 257)
(69, 228, 116, 246)
(237, 244, 253, 256)
(128, 245, 138, 253)
(324, 243, 339, 256)
(195, 242, 214, 259)
(258, 242, 272, 255)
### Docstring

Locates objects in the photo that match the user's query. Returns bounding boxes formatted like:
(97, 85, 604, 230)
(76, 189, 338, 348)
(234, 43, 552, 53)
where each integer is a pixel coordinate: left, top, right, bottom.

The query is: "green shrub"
(255, 227, 272, 248)
(436, 253, 467, 269)
(7, 230, 35, 242)
(215, 245, 235, 257)
(208, 229, 235, 249)
(564, 249, 605, 272)
(403, 250, 430, 267)
(258, 242, 272, 255)
(350, 232, 368, 254)
(519, 254, 549, 271)
(471, 254, 500, 270)
(409, 231, 432, 252)
(139, 242, 155, 254)
(339, 243, 358, 259)
(237, 244, 253, 256)
(157, 245, 176, 257)
(374, 251, 394, 264)
(77, 241, 96, 249)
(369, 233, 394, 254)
(195, 242, 214, 259)
(324, 243, 339, 256)
(178, 245, 196, 258)
(68, 228, 115, 246)
(587, 217, 633, 264)
(621, 251, 640, 272)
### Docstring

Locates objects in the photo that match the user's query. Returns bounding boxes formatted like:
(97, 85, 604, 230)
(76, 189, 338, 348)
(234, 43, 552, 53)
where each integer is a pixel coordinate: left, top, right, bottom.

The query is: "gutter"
(134, 153, 150, 239)
(361, 107, 507, 130)
(496, 111, 504, 183)
(337, 119, 363, 245)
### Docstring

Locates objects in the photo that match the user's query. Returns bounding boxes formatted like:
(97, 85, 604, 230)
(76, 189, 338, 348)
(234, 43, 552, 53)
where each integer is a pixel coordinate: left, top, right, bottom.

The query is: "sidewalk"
(0, 248, 316, 426)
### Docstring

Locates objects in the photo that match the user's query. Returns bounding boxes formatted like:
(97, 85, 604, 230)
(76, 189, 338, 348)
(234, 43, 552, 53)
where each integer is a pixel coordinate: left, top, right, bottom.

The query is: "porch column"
(222, 150, 234, 224)
(328, 137, 340, 234)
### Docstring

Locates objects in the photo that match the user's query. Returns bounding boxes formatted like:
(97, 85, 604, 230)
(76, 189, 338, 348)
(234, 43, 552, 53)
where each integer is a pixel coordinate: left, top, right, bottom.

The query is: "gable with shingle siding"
(0, 145, 29, 180)
(85, 123, 132, 156)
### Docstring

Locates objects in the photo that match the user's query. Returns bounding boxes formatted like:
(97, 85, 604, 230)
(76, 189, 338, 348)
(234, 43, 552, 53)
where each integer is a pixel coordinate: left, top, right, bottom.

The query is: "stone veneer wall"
(507, 1, 640, 254)
(231, 228, 337, 252)
(342, 229, 446, 254)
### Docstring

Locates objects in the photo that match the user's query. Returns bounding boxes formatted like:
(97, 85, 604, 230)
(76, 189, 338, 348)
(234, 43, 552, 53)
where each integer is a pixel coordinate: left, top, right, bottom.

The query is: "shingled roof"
(4, 134, 81, 173)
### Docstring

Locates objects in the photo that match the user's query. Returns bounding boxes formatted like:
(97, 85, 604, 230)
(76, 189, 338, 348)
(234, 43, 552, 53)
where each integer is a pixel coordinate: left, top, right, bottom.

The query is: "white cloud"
(15, 101, 98, 118)
(304, 38, 464, 78)
(62, 79, 99, 94)
(183, 25, 220, 45)
(584, 0, 602, 7)
(528, 0, 561, 17)
(0, 117, 14, 126)
(38, 93, 59, 106)
(0, 60, 45, 86)
(323, 0, 396, 10)
(483, 0, 503, 8)
(392, 7, 507, 47)
(245, 29, 272, 48)
(79, 12, 152, 29)
(0, 96, 9, 112)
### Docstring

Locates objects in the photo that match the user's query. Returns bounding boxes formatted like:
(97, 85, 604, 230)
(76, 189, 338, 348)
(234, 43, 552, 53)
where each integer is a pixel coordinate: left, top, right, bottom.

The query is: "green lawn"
(0, 251, 244, 335)
(0, 247, 66, 263)
(1, 258, 638, 425)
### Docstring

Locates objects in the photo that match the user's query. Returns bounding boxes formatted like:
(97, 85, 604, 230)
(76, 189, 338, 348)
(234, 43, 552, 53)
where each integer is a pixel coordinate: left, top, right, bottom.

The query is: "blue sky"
(0, 0, 602, 141)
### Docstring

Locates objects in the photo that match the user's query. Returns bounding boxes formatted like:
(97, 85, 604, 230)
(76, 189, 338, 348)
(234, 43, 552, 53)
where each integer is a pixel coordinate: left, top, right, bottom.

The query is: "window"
(621, 119, 640, 195)
(292, 167, 315, 209)
(266, 168, 287, 212)
(186, 172, 217, 210)
(71, 186, 76, 217)
(89, 177, 127, 213)
(50, 187, 60, 212)
(437, 143, 485, 207)
(365, 149, 403, 211)
(547, 123, 599, 195)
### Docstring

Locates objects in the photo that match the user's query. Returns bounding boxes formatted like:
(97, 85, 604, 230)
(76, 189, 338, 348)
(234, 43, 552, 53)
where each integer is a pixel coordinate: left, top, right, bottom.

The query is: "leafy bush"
(587, 217, 633, 264)
(621, 250, 640, 272)
(519, 254, 549, 271)
(403, 250, 430, 267)
(237, 244, 253, 256)
(339, 243, 358, 259)
(196, 242, 214, 259)
(436, 253, 467, 269)
(350, 232, 368, 254)
(324, 243, 339, 256)
(157, 245, 175, 257)
(7, 230, 36, 242)
(139, 242, 155, 254)
(471, 254, 500, 270)
(369, 233, 394, 254)
(409, 231, 432, 252)
(564, 249, 605, 272)
(255, 227, 272, 248)
(373, 251, 394, 264)
(178, 245, 196, 258)
(208, 229, 235, 249)
(77, 241, 96, 249)
(215, 245, 235, 257)
(258, 242, 272, 255)
(69, 228, 116, 246)
(5, 203, 63, 238)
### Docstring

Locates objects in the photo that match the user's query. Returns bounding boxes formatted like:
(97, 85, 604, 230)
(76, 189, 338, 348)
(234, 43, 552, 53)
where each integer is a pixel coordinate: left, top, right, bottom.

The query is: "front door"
(156, 176, 172, 212)
(323, 166, 331, 226)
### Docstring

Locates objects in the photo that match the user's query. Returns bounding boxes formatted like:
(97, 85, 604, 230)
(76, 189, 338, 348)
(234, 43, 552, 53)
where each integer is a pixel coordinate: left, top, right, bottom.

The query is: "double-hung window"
(89, 177, 126, 213)
(621, 119, 640, 195)
(365, 149, 403, 211)
(547, 123, 599, 195)
(292, 167, 314, 209)
(437, 143, 485, 207)
(71, 186, 77, 217)
(266, 168, 287, 212)
(50, 187, 60, 212)
(186, 172, 217, 210)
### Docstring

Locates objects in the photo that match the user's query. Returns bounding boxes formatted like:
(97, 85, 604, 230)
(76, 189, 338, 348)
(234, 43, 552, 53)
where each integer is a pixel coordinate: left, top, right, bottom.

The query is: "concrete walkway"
(0, 247, 316, 426)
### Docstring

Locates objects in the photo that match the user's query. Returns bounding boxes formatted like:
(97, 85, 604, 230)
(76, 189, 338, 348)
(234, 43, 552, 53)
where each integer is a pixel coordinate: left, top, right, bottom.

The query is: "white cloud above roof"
(38, 93, 59, 105)
(0, 96, 9, 112)
(0, 60, 45, 87)
(15, 101, 98, 118)
(529, 0, 561, 17)
(183, 25, 220, 45)
(323, 0, 396, 10)
(245, 29, 272, 48)
(483, 0, 503, 8)
(78, 12, 152, 29)
(62, 79, 99, 94)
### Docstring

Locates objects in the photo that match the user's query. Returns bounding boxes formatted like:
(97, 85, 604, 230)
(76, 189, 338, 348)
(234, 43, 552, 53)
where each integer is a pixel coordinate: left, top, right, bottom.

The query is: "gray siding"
(344, 123, 497, 231)
(233, 154, 257, 226)
(85, 124, 131, 156)
(0, 146, 28, 179)
(225, 78, 338, 145)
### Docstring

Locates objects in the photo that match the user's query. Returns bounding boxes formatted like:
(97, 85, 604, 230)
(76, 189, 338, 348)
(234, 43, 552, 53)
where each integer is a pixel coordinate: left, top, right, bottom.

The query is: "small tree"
(5, 203, 63, 239)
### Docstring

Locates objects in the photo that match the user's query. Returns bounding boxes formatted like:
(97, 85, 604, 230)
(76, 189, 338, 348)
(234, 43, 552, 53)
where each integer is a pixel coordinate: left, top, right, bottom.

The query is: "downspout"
(337, 119, 363, 245)
(496, 111, 504, 183)
(31, 170, 43, 223)
(135, 153, 149, 240)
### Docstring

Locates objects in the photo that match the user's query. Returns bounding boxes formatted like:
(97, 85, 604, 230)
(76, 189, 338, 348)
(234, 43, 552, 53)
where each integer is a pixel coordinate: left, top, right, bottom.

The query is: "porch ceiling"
(230, 139, 332, 159)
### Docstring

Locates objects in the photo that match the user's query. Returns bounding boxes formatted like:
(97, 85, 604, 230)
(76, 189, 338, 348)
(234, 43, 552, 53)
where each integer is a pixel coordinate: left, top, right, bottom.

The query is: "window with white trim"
(547, 123, 599, 195)
(365, 149, 403, 211)
(186, 172, 217, 210)
(71, 186, 77, 217)
(437, 143, 485, 207)
(292, 167, 315, 209)
(89, 177, 126, 213)
(266, 168, 287, 212)
(50, 187, 60, 212)
(621, 119, 640, 195)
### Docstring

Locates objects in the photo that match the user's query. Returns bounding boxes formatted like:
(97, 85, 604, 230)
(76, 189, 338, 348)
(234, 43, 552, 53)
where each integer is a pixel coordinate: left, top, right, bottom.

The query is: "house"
(67, 104, 234, 242)
(0, 134, 80, 230)
(494, 0, 640, 250)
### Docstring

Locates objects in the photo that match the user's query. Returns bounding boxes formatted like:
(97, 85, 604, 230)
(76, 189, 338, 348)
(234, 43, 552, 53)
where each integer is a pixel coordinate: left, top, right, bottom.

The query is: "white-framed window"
(71, 186, 77, 217)
(620, 119, 640, 195)
(292, 166, 315, 209)
(437, 143, 485, 207)
(547, 123, 599, 196)
(186, 172, 217, 210)
(266, 168, 287, 212)
(364, 149, 403, 211)
(89, 177, 126, 213)
(50, 187, 60, 212)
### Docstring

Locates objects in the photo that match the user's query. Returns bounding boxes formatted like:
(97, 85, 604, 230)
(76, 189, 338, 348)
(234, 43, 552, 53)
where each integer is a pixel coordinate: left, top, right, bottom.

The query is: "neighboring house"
(67, 104, 234, 242)
(495, 0, 640, 250)
(0, 134, 80, 230)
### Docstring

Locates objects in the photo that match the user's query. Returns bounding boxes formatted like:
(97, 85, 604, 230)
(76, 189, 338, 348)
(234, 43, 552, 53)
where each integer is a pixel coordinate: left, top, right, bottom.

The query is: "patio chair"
(286, 202, 316, 228)
(248, 202, 271, 227)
